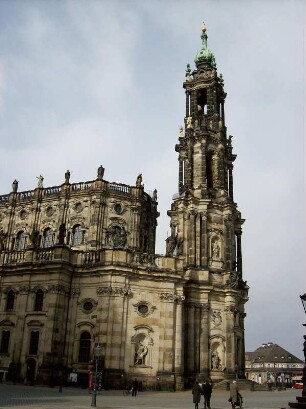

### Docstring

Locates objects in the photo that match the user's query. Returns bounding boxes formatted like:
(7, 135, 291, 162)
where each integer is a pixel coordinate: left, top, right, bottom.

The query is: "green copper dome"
(194, 23, 216, 67)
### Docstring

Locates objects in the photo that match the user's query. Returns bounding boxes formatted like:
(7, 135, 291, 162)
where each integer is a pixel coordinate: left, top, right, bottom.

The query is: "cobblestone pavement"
(0, 384, 300, 409)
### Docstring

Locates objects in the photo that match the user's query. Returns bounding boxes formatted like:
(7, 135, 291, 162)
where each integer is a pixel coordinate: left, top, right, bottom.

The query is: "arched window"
(0, 330, 10, 353)
(34, 290, 44, 312)
(15, 231, 26, 251)
(29, 331, 39, 355)
(42, 228, 54, 248)
(71, 225, 85, 246)
(78, 331, 91, 363)
(6, 290, 15, 311)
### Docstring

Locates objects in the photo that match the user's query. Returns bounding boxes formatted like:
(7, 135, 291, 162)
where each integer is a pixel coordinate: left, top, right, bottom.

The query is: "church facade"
(0, 26, 248, 389)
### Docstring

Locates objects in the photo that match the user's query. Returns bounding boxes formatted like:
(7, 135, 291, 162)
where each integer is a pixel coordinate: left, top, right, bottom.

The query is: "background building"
(245, 343, 304, 386)
(0, 26, 248, 389)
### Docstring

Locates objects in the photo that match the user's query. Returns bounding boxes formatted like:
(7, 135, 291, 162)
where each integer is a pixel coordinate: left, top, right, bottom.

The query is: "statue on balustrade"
(0, 230, 7, 251)
(65, 170, 70, 184)
(12, 179, 18, 193)
(30, 230, 40, 249)
(97, 165, 105, 180)
(58, 223, 66, 245)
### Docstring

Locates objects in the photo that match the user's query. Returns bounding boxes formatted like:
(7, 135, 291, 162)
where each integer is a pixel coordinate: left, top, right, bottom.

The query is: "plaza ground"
(0, 384, 299, 409)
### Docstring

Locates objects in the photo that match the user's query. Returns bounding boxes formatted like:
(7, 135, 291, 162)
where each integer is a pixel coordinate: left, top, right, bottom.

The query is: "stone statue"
(58, 223, 66, 245)
(136, 174, 142, 187)
(176, 237, 184, 256)
(12, 179, 18, 193)
(37, 175, 44, 188)
(97, 165, 105, 180)
(179, 126, 185, 138)
(0, 230, 7, 251)
(166, 236, 176, 256)
(65, 170, 70, 184)
(211, 351, 221, 370)
(134, 341, 148, 365)
(152, 189, 157, 202)
(186, 116, 193, 129)
(212, 240, 220, 259)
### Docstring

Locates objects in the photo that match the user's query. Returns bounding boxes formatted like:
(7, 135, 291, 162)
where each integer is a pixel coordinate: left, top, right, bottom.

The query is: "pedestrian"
(229, 380, 239, 408)
(192, 380, 202, 409)
(202, 379, 212, 409)
(132, 378, 138, 396)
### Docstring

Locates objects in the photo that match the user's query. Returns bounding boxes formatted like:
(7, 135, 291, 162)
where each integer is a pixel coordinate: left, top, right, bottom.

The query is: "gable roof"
(252, 342, 303, 364)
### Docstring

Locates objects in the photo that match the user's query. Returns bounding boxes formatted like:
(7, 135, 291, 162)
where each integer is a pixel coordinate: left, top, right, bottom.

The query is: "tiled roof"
(252, 343, 303, 364)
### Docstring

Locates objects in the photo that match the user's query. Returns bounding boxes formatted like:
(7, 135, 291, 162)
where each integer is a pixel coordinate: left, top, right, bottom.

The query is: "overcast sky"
(0, 0, 305, 359)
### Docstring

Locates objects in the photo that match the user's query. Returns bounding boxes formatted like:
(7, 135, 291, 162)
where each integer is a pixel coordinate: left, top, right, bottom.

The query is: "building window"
(6, 290, 15, 311)
(0, 330, 10, 353)
(29, 331, 39, 355)
(34, 290, 44, 311)
(42, 228, 54, 248)
(78, 331, 91, 363)
(71, 225, 85, 246)
(15, 231, 26, 251)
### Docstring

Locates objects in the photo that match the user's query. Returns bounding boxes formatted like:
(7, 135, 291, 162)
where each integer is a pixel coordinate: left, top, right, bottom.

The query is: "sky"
(0, 0, 305, 360)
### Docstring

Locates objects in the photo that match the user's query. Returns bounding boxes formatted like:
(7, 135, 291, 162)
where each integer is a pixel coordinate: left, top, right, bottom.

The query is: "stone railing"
(71, 182, 92, 191)
(0, 247, 183, 273)
(44, 186, 61, 197)
(108, 182, 131, 195)
(0, 194, 9, 203)
(3, 251, 25, 264)
(18, 190, 35, 200)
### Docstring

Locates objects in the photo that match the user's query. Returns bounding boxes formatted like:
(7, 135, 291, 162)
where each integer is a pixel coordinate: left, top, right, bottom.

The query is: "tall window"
(15, 231, 26, 251)
(71, 225, 85, 246)
(0, 330, 10, 354)
(29, 331, 39, 355)
(42, 228, 54, 248)
(78, 331, 91, 363)
(6, 290, 15, 311)
(34, 290, 44, 311)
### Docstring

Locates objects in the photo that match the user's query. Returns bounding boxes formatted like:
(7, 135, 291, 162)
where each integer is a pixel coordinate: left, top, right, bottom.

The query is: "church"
(0, 24, 249, 390)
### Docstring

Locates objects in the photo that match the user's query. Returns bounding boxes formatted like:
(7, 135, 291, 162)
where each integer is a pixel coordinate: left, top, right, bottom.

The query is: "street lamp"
(300, 293, 306, 397)
(91, 344, 103, 407)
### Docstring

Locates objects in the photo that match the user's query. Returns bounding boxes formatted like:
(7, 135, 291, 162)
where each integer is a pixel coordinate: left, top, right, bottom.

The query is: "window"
(34, 290, 44, 311)
(71, 225, 85, 246)
(42, 228, 54, 248)
(29, 331, 39, 355)
(0, 330, 10, 353)
(78, 331, 91, 363)
(15, 231, 26, 251)
(6, 290, 15, 311)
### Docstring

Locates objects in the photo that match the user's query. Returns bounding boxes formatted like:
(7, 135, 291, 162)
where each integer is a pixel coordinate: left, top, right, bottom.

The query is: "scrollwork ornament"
(160, 292, 175, 302)
(96, 286, 112, 296)
(71, 287, 81, 297)
(225, 305, 238, 313)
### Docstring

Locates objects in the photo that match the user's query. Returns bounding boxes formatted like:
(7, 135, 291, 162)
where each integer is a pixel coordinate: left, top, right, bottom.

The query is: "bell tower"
(167, 24, 249, 382)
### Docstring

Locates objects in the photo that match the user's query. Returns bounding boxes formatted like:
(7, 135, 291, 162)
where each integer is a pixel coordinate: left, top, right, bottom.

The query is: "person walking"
(132, 378, 138, 396)
(229, 380, 239, 408)
(192, 380, 202, 409)
(201, 379, 212, 409)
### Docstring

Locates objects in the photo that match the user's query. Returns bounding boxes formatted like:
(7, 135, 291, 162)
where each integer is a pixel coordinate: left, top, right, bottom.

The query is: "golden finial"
(202, 22, 206, 32)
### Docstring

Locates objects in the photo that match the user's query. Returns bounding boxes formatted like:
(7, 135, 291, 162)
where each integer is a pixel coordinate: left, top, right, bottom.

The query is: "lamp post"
(91, 344, 103, 407)
(300, 293, 306, 397)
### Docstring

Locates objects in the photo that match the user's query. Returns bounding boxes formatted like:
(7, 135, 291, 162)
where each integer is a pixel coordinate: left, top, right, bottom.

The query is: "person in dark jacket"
(132, 378, 138, 396)
(201, 379, 212, 409)
(192, 381, 202, 409)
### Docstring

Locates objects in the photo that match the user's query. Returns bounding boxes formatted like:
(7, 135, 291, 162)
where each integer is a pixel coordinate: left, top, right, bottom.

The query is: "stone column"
(199, 303, 209, 378)
(174, 297, 184, 374)
(186, 91, 190, 117)
(225, 304, 236, 375)
(186, 303, 195, 373)
(188, 212, 196, 266)
(236, 228, 242, 274)
(194, 305, 200, 373)
(178, 157, 184, 194)
(200, 212, 208, 268)
(195, 213, 201, 267)
(228, 163, 234, 201)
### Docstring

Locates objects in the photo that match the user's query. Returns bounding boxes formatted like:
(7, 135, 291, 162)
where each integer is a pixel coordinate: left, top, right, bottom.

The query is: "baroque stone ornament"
(71, 287, 81, 297)
(160, 293, 185, 303)
(96, 286, 131, 297)
(211, 310, 222, 327)
(133, 301, 156, 317)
